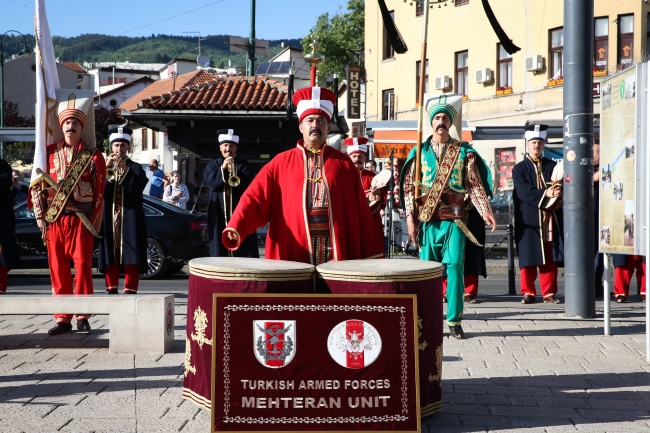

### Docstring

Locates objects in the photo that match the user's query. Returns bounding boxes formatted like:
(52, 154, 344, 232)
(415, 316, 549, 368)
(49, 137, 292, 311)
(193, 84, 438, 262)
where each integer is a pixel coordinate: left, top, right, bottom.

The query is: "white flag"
(32, 0, 60, 186)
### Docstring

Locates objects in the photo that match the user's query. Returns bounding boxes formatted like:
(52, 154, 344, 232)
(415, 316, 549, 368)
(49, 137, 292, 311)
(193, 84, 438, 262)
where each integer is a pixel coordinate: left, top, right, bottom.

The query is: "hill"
(1, 33, 304, 69)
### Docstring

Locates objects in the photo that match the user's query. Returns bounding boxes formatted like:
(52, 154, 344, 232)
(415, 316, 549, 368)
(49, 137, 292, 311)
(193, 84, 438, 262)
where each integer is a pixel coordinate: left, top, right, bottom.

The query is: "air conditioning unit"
(525, 55, 543, 72)
(434, 75, 450, 90)
(475, 68, 492, 83)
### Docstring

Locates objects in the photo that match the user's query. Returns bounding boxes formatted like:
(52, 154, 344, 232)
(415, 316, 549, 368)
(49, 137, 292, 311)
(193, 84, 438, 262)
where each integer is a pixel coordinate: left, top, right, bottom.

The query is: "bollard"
(507, 223, 516, 295)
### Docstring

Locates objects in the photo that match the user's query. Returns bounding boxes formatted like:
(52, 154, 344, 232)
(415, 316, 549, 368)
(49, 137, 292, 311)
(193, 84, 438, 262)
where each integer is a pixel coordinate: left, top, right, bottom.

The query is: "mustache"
(436, 124, 448, 131)
(309, 128, 321, 135)
(65, 129, 77, 134)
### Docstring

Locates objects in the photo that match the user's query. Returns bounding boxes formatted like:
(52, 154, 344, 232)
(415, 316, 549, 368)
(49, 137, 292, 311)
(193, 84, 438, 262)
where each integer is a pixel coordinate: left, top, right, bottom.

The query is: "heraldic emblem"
(253, 321, 296, 368)
(327, 320, 382, 369)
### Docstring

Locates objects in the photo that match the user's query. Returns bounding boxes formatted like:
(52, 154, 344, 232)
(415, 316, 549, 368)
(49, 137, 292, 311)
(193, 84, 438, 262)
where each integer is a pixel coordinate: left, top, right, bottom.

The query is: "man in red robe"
(222, 86, 383, 264)
(29, 90, 106, 335)
(344, 136, 386, 249)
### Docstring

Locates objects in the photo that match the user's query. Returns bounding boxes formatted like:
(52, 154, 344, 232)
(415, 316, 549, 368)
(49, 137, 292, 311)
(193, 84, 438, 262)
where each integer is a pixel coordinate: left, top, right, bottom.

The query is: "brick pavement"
(1, 296, 649, 432)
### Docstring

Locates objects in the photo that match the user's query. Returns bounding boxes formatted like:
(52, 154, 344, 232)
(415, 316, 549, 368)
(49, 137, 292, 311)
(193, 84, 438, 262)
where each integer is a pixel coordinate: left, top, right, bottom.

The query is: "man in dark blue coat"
(0, 159, 20, 293)
(204, 129, 259, 258)
(513, 124, 564, 304)
(98, 127, 149, 294)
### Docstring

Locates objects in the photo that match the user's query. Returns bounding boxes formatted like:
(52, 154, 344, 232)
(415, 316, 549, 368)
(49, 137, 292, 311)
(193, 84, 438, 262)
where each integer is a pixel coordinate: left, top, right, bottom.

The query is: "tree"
(94, 106, 124, 154)
(301, 0, 364, 88)
(3, 101, 35, 165)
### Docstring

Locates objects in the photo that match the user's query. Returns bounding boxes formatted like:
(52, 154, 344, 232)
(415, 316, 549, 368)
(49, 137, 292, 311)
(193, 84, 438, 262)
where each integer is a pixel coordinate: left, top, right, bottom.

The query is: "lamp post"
(0, 30, 31, 160)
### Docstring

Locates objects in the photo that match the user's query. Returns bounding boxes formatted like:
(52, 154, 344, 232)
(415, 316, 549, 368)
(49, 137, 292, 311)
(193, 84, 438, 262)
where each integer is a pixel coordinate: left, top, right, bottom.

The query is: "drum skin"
(183, 257, 315, 410)
(316, 259, 444, 417)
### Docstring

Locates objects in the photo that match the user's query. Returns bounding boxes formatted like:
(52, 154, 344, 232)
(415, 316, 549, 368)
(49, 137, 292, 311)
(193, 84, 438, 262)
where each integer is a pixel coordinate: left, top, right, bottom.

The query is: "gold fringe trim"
(420, 400, 442, 417)
(182, 388, 211, 411)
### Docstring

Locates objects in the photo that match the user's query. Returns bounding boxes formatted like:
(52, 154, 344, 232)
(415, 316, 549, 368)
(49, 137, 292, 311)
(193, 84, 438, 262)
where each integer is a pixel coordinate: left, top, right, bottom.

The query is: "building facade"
(365, 0, 650, 189)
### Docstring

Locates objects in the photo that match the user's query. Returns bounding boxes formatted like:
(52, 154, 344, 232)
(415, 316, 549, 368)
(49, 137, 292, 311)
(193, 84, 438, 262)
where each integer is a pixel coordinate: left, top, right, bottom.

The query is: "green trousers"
(419, 220, 466, 326)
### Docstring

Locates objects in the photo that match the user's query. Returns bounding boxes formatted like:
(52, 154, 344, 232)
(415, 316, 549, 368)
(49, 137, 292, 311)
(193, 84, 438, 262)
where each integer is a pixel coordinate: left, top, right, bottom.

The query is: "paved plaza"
(1, 276, 649, 432)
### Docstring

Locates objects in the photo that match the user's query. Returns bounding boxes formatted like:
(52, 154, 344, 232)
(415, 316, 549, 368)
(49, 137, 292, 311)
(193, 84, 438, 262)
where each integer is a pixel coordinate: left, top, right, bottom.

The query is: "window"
(415, 60, 429, 105)
(550, 27, 564, 79)
(415, 1, 423, 16)
(618, 14, 634, 69)
(594, 17, 609, 72)
(455, 51, 468, 96)
(152, 131, 158, 150)
(382, 89, 394, 120)
(497, 44, 512, 88)
(142, 128, 148, 151)
(454, 0, 469, 5)
(495, 148, 517, 190)
(382, 11, 395, 60)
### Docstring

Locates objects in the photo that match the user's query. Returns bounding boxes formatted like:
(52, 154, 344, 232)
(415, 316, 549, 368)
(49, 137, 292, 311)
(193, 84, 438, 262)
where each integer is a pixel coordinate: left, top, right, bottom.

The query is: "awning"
(370, 123, 473, 159)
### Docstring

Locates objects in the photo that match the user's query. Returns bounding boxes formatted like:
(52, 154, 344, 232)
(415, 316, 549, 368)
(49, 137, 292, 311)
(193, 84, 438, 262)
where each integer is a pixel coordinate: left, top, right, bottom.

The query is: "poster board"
(210, 294, 421, 433)
(598, 63, 647, 255)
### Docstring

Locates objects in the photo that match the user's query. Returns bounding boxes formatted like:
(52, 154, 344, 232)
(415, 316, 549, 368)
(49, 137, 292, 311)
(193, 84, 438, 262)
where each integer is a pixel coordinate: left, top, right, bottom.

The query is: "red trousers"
(614, 255, 646, 299)
(520, 241, 558, 299)
(104, 264, 140, 293)
(442, 274, 480, 297)
(0, 266, 7, 293)
(46, 215, 94, 323)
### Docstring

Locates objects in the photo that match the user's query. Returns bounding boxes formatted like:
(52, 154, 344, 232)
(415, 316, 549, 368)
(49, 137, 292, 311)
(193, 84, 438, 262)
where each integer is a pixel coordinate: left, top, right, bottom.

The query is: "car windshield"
(144, 195, 195, 213)
(490, 190, 513, 204)
(14, 201, 35, 219)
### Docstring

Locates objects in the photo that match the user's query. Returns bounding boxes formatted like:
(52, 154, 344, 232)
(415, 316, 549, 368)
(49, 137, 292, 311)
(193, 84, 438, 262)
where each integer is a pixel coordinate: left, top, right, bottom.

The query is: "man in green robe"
(400, 95, 496, 339)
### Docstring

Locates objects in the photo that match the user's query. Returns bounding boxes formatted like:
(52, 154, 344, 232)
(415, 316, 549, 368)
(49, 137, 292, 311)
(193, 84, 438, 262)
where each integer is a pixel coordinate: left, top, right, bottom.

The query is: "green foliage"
(301, 0, 364, 87)
(2, 101, 35, 165)
(2, 33, 300, 72)
(94, 106, 124, 153)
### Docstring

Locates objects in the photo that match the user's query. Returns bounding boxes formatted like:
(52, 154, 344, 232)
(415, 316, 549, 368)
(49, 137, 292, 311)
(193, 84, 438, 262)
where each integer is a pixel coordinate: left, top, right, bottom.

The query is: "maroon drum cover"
(316, 259, 443, 417)
(183, 257, 315, 410)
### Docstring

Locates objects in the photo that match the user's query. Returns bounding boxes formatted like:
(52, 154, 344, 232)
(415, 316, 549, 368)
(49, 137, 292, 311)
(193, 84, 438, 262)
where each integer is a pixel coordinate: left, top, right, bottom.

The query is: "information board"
(210, 294, 420, 433)
(598, 64, 647, 255)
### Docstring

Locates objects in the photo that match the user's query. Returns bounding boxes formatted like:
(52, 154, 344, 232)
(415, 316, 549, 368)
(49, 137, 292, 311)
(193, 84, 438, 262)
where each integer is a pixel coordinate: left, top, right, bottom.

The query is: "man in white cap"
(29, 90, 106, 335)
(399, 94, 495, 339)
(345, 136, 386, 249)
(204, 128, 258, 258)
(98, 126, 149, 294)
(513, 124, 564, 304)
(222, 86, 383, 264)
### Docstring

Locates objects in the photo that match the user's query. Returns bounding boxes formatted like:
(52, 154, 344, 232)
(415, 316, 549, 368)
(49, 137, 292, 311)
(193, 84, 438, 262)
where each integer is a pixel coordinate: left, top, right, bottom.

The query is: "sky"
(0, 0, 348, 41)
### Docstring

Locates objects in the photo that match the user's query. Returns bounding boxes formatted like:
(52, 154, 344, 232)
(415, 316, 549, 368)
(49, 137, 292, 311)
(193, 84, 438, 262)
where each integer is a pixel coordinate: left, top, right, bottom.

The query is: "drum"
(316, 259, 444, 417)
(183, 257, 315, 410)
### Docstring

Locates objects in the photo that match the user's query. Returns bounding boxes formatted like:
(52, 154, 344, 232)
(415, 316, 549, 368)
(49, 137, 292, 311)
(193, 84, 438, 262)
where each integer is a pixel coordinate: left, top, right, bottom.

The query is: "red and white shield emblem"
(253, 321, 296, 368)
(327, 319, 382, 369)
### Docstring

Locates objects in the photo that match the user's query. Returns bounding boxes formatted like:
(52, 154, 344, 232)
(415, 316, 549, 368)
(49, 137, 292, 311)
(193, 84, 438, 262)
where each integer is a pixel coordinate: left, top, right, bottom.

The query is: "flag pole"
(414, 0, 432, 203)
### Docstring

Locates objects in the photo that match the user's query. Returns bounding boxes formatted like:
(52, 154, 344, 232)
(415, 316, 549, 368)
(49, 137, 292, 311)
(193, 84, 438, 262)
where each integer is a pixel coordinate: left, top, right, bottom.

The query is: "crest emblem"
(253, 321, 296, 368)
(327, 320, 382, 369)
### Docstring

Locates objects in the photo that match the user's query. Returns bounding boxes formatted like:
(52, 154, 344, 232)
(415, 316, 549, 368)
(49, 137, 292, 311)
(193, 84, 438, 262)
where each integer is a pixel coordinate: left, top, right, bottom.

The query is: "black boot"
(48, 323, 73, 335)
(448, 324, 465, 339)
(76, 319, 91, 332)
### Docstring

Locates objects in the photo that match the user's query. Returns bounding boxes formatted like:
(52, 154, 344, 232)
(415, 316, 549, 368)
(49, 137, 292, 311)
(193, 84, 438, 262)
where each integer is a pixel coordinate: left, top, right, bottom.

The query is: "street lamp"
(0, 30, 31, 160)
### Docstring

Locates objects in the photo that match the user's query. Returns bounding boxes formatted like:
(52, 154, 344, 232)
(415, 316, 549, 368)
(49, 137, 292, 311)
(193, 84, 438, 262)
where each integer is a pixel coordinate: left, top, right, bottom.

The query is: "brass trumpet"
(107, 153, 125, 183)
(227, 161, 240, 187)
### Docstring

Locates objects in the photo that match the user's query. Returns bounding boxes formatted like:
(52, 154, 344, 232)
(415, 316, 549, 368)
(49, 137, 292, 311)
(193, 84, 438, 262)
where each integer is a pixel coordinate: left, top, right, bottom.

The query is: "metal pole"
(247, 0, 256, 77)
(646, 66, 650, 362)
(507, 223, 516, 295)
(414, 0, 430, 201)
(603, 253, 610, 336)
(388, 148, 394, 259)
(0, 38, 4, 160)
(563, 0, 595, 318)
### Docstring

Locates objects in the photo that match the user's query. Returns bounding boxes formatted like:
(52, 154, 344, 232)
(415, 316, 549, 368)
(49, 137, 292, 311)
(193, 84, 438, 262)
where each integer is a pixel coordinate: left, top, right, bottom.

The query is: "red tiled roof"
(120, 70, 217, 112)
(135, 76, 288, 112)
(62, 61, 86, 73)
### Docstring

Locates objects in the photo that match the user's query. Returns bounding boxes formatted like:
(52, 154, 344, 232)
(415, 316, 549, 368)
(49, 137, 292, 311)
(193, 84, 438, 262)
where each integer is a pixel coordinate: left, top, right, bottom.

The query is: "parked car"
(490, 189, 513, 226)
(13, 196, 209, 279)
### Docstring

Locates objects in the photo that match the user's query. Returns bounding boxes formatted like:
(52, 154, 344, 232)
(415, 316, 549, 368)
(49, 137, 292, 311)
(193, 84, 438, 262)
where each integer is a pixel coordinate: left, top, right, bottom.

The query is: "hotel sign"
(347, 65, 362, 119)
